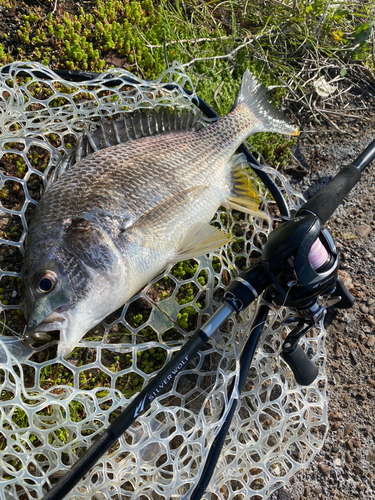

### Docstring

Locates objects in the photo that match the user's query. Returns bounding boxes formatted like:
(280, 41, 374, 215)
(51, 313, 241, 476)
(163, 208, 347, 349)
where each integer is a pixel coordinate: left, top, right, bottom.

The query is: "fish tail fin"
(234, 70, 299, 136)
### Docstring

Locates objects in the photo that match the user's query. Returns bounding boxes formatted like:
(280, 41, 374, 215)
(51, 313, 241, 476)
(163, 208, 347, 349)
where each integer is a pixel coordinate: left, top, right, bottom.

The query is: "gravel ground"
(270, 127, 375, 500)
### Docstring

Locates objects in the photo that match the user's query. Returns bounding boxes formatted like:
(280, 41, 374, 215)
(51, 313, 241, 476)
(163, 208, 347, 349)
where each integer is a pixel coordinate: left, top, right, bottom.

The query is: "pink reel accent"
(308, 237, 329, 270)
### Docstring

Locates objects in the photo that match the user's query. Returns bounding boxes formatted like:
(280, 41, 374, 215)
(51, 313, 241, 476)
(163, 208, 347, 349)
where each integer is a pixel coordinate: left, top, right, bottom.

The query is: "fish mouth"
(26, 311, 69, 344)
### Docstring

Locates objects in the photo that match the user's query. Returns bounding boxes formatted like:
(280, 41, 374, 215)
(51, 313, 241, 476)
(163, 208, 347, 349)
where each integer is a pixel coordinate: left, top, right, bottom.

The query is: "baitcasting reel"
(263, 212, 339, 308)
(225, 210, 355, 386)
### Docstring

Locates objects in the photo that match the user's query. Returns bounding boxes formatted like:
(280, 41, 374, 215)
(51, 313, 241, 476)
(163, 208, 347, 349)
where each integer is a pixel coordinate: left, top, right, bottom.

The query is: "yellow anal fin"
(227, 155, 268, 220)
(172, 222, 231, 263)
(226, 196, 268, 220)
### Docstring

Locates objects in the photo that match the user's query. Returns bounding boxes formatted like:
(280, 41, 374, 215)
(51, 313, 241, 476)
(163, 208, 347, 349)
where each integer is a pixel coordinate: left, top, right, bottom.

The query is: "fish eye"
(36, 272, 58, 294)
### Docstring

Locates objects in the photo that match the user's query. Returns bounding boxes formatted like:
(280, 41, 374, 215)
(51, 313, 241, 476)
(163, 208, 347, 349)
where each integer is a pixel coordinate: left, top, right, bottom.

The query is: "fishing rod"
(41, 137, 375, 500)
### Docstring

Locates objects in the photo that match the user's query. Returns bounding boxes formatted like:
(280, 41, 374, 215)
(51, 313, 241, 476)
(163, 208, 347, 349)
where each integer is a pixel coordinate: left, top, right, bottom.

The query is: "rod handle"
(299, 165, 361, 225)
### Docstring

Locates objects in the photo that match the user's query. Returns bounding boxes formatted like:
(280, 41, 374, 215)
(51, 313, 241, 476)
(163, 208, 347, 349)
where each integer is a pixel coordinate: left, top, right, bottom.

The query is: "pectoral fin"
(127, 186, 210, 249)
(171, 222, 231, 262)
(226, 154, 268, 220)
(131, 186, 208, 231)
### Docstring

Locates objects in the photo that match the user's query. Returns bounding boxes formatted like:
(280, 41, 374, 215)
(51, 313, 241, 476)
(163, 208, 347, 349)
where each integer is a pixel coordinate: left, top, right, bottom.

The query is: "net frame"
(0, 61, 328, 500)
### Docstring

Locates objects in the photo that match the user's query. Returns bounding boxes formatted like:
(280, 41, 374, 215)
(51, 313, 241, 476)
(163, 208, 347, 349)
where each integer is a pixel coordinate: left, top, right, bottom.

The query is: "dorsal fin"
(47, 108, 206, 187)
(75, 108, 205, 162)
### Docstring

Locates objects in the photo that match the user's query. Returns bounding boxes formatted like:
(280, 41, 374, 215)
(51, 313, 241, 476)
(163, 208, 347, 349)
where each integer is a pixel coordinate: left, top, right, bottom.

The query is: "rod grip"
(299, 165, 361, 225)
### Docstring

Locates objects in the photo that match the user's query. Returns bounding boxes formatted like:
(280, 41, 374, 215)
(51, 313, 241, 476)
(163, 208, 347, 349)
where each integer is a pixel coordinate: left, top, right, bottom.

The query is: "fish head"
(23, 217, 126, 356)
(23, 239, 89, 346)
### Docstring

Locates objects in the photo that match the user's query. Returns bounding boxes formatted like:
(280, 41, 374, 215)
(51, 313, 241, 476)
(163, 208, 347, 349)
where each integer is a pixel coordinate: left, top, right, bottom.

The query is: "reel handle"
(331, 276, 355, 309)
(281, 345, 319, 386)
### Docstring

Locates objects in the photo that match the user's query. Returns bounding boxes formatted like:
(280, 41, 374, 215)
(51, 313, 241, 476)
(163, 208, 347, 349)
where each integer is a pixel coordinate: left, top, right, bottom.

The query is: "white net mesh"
(0, 61, 328, 500)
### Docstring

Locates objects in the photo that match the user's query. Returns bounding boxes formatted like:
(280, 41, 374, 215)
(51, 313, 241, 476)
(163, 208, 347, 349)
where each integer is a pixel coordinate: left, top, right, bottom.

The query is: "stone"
(338, 269, 353, 288)
(356, 291, 365, 300)
(353, 464, 364, 476)
(359, 304, 369, 314)
(347, 436, 361, 450)
(275, 487, 292, 500)
(329, 411, 344, 421)
(318, 463, 331, 476)
(355, 224, 371, 238)
(344, 423, 356, 437)
(358, 343, 368, 356)
(330, 421, 341, 431)
(366, 335, 375, 347)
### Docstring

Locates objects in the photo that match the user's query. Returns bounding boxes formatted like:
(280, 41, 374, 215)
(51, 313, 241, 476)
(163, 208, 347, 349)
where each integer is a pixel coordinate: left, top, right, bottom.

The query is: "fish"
(22, 70, 299, 356)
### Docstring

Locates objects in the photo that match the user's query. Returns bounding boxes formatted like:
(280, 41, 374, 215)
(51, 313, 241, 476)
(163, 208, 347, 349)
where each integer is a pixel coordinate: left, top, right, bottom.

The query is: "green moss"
(12, 0, 172, 75)
(39, 363, 74, 389)
(11, 407, 29, 428)
(0, 42, 13, 64)
(177, 305, 197, 331)
(115, 372, 145, 398)
(197, 270, 208, 286)
(175, 282, 198, 305)
(171, 260, 199, 281)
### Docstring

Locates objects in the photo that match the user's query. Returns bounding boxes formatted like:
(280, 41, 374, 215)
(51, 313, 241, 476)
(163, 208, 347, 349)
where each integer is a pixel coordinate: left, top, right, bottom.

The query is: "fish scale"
(23, 70, 299, 356)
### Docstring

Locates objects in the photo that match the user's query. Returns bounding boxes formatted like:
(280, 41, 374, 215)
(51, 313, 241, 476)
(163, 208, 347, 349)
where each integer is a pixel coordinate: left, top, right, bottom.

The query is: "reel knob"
(281, 345, 319, 386)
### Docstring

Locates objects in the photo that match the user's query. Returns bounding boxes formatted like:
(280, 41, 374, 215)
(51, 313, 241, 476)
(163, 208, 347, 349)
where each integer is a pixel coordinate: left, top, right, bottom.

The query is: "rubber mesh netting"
(0, 61, 328, 500)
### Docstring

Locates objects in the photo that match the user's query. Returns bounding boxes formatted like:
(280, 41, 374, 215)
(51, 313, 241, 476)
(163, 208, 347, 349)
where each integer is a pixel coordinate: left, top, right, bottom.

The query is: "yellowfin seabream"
(23, 71, 299, 356)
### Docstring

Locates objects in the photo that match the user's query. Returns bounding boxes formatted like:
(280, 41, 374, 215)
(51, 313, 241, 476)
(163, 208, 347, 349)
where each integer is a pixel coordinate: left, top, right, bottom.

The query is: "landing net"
(0, 61, 328, 500)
